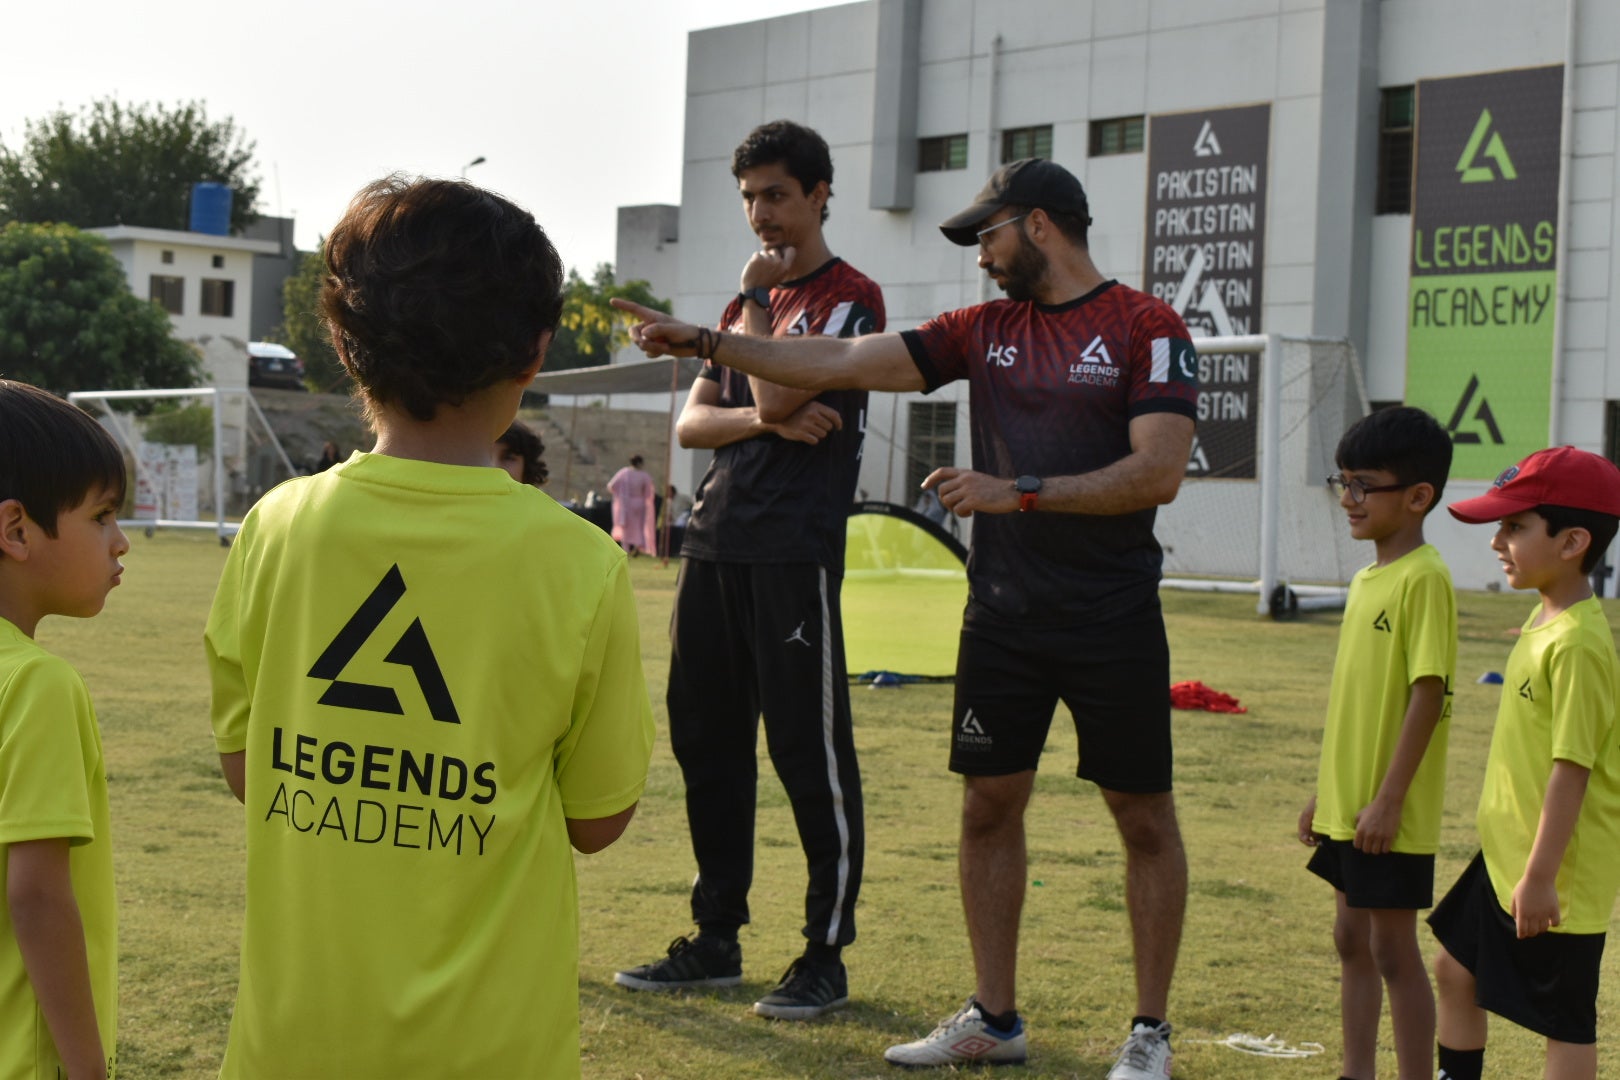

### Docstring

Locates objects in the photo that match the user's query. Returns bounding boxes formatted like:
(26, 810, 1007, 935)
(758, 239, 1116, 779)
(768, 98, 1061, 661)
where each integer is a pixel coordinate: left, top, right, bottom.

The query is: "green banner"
(1405, 66, 1562, 479)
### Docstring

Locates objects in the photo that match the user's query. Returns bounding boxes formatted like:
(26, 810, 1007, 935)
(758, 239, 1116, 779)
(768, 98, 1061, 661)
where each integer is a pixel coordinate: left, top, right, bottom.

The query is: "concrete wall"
(621, 0, 1620, 589)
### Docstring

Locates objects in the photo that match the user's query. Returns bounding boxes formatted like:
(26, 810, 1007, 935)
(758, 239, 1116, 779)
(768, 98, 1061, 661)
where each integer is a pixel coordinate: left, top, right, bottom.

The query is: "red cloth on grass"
(1170, 680, 1247, 714)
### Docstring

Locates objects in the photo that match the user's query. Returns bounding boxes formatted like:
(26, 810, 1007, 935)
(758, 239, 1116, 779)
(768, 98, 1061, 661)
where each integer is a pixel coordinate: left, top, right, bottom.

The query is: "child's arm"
(566, 803, 639, 854)
(6, 839, 108, 1080)
(1511, 758, 1589, 939)
(1296, 794, 1318, 846)
(1354, 674, 1446, 854)
(219, 750, 245, 803)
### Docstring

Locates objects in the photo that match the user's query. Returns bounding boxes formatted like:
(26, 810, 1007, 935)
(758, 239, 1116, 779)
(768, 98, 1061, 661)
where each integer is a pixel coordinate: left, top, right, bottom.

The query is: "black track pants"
(666, 558, 864, 948)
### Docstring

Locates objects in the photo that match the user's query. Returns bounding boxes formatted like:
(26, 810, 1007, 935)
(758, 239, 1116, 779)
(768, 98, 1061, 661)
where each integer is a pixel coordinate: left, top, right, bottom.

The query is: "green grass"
(33, 532, 1620, 1078)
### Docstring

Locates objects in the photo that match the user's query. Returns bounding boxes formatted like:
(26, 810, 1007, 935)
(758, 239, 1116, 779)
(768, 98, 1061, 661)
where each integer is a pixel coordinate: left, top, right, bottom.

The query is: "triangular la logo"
(1456, 109, 1517, 183)
(1193, 120, 1221, 157)
(1186, 436, 1210, 473)
(307, 565, 461, 724)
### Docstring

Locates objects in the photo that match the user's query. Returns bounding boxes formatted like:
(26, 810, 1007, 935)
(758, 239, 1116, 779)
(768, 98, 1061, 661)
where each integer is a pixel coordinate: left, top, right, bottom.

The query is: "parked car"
(247, 341, 306, 390)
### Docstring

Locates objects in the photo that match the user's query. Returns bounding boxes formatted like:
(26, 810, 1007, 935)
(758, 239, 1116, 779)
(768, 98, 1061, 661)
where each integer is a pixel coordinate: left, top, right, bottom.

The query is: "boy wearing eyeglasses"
(1299, 405, 1457, 1080)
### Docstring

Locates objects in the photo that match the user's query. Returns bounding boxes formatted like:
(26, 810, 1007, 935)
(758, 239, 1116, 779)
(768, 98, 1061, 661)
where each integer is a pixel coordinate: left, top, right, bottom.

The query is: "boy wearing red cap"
(1434, 447, 1620, 1080)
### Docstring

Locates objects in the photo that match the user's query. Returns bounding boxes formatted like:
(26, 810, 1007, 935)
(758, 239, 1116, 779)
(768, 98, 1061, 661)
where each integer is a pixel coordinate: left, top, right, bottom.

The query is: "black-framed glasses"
(975, 213, 1029, 248)
(1326, 473, 1410, 504)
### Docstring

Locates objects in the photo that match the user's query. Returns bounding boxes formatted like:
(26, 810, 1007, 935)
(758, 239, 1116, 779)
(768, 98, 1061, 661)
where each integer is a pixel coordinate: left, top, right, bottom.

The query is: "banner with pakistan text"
(1406, 65, 1562, 479)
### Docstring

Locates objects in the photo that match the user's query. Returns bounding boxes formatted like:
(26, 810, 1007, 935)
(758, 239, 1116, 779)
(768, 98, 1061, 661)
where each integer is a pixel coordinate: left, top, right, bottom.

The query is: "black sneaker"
(752, 956, 849, 1020)
(614, 935, 742, 991)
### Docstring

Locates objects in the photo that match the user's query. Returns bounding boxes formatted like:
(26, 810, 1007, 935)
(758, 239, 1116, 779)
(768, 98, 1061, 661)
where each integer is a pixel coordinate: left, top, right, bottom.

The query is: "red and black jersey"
(901, 280, 1197, 627)
(681, 257, 885, 570)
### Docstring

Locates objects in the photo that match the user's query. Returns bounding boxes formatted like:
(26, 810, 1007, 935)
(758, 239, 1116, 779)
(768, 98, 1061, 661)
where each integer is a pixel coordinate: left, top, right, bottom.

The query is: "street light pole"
(460, 155, 487, 178)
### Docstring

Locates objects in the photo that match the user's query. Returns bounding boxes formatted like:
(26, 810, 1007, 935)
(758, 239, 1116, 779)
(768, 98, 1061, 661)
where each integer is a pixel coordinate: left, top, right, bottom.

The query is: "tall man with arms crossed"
(616, 159, 1196, 1078)
(614, 120, 884, 1020)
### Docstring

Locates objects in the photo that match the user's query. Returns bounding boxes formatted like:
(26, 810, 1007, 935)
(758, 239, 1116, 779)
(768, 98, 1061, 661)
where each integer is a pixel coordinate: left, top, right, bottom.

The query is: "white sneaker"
(883, 998, 1027, 1068)
(1107, 1021, 1172, 1079)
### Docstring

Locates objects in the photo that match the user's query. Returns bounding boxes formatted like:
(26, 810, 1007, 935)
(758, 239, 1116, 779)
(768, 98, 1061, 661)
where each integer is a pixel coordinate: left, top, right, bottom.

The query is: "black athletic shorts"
(1306, 838, 1435, 909)
(1428, 852, 1605, 1044)
(949, 604, 1171, 792)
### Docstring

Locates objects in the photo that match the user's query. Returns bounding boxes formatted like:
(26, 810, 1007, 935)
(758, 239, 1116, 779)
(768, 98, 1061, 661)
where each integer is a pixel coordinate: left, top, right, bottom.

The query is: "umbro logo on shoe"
(1372, 610, 1393, 633)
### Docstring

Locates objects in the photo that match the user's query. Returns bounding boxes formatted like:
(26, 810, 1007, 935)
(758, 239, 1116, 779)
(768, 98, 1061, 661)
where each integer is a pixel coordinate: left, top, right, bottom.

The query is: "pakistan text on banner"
(1405, 65, 1562, 479)
(1143, 103, 1270, 480)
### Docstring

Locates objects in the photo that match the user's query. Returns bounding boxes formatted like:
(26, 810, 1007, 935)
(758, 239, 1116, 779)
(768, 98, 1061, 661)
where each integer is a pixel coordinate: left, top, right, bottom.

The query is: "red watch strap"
(1019, 491, 1038, 512)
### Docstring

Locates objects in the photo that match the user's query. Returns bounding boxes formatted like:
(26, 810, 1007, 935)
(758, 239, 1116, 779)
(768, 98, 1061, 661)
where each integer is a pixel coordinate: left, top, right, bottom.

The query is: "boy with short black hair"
(205, 176, 654, 1079)
(1300, 405, 1456, 1080)
(0, 379, 128, 1080)
(1432, 446, 1620, 1080)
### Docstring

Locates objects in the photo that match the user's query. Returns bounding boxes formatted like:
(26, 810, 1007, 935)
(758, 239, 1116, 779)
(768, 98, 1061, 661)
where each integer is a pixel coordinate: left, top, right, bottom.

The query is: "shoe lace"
(1114, 1026, 1166, 1069)
(930, 1000, 984, 1039)
(665, 936, 696, 958)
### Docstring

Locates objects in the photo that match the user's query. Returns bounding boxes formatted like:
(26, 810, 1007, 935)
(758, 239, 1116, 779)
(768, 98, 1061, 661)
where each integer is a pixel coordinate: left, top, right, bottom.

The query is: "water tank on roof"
(189, 182, 232, 235)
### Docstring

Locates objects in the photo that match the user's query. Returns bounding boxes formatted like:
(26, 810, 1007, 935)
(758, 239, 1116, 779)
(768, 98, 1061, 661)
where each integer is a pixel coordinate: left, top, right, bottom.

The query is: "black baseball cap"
(939, 158, 1092, 246)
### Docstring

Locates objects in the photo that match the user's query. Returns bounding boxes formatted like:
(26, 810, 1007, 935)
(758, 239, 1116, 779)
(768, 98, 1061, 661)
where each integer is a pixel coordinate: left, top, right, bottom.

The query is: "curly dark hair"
(321, 176, 565, 423)
(0, 380, 126, 539)
(731, 120, 834, 224)
(496, 420, 548, 487)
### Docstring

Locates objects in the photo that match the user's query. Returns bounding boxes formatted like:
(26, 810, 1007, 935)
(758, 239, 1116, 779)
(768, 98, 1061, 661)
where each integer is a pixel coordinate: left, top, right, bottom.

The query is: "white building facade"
(620, 0, 1620, 591)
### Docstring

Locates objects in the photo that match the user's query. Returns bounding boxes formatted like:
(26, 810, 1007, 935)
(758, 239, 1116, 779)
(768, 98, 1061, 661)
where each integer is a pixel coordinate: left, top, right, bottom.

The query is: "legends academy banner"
(1406, 65, 1562, 479)
(1144, 103, 1270, 479)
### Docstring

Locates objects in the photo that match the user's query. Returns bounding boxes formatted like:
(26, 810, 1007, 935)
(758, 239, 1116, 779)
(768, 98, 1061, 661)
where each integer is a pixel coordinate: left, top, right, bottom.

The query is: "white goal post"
(1155, 333, 1371, 616)
(68, 386, 298, 542)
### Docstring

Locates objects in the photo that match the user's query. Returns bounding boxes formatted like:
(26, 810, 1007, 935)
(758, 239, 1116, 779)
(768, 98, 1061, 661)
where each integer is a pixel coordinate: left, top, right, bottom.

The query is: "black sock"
(972, 999, 1018, 1032)
(802, 941, 841, 967)
(696, 924, 738, 944)
(1131, 1014, 1166, 1033)
(1437, 1044, 1484, 1080)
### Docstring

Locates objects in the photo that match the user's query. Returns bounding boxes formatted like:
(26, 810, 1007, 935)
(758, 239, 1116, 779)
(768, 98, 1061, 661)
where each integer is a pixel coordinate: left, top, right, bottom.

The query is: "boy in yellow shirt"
(204, 177, 655, 1079)
(1299, 406, 1456, 1080)
(1434, 447, 1620, 1080)
(0, 380, 128, 1080)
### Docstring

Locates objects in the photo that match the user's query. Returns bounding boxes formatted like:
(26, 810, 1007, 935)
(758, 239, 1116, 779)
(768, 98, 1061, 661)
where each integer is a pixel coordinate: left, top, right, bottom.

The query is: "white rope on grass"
(1186, 1032, 1326, 1058)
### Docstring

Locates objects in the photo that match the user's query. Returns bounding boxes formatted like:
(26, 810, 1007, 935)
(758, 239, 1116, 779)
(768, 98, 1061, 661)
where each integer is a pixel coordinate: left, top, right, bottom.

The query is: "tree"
(271, 242, 346, 392)
(0, 222, 199, 393)
(546, 263, 672, 372)
(0, 98, 261, 234)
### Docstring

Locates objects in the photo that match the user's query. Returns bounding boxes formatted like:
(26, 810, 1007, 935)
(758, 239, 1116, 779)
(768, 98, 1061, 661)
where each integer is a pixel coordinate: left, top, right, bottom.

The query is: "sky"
(0, 0, 835, 275)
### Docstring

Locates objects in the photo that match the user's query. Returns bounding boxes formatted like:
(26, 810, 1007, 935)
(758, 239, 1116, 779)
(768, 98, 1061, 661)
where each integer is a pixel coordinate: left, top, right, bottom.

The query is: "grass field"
(35, 530, 1620, 1078)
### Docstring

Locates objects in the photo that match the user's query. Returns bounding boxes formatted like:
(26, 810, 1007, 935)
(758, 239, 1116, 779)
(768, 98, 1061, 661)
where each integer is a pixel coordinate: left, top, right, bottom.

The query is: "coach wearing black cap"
(613, 159, 1199, 1078)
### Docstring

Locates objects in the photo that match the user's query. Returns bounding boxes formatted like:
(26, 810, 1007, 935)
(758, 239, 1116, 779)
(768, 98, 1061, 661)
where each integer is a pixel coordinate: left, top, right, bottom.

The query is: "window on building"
(906, 401, 958, 494)
(149, 275, 184, 315)
(1089, 115, 1144, 157)
(160, 250, 174, 265)
(1001, 125, 1053, 163)
(918, 134, 969, 173)
(1376, 86, 1415, 214)
(200, 278, 234, 317)
(211, 254, 225, 269)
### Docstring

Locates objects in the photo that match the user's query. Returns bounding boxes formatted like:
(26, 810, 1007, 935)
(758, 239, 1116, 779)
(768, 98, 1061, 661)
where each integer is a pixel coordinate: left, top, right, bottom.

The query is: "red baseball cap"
(1448, 446, 1620, 524)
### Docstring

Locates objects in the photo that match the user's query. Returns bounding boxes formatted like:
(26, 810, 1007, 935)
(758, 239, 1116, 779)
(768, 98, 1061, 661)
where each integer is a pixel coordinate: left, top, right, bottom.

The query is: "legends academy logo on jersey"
(258, 564, 498, 859)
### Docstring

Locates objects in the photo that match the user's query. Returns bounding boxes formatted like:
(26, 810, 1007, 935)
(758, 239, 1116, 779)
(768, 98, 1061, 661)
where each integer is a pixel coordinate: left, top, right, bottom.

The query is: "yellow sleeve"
(1401, 560, 1456, 684)
(205, 528, 252, 754)
(555, 558, 654, 820)
(1548, 640, 1616, 769)
(0, 659, 96, 845)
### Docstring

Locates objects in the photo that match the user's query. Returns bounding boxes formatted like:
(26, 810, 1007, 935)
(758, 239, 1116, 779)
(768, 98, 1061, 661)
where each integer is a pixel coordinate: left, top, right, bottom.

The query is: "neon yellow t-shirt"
(205, 453, 654, 1079)
(1313, 544, 1456, 854)
(1477, 597, 1620, 934)
(0, 618, 117, 1080)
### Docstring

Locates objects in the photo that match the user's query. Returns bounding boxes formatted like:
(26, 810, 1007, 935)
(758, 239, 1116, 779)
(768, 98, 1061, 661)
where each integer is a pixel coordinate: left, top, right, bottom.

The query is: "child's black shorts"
(949, 605, 1171, 793)
(1306, 837, 1434, 908)
(1428, 852, 1606, 1045)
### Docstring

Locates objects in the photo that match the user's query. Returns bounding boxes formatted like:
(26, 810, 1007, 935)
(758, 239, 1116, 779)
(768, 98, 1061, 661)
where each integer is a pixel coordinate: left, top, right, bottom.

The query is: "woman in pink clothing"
(608, 454, 656, 555)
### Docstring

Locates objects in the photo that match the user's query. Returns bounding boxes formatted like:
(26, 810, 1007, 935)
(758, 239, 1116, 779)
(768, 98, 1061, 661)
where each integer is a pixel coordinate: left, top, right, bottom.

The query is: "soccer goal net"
(68, 386, 299, 542)
(1155, 334, 1370, 615)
